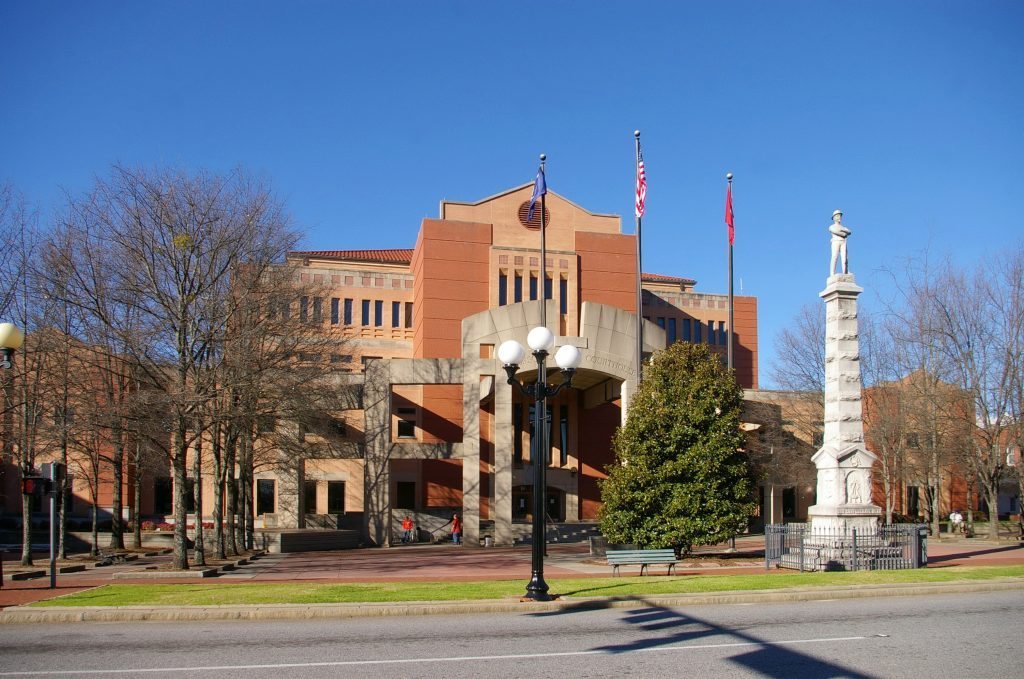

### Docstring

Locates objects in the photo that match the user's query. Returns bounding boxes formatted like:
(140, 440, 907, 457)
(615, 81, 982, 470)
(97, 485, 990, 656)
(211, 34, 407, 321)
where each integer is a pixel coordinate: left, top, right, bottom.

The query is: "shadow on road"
(529, 596, 879, 678)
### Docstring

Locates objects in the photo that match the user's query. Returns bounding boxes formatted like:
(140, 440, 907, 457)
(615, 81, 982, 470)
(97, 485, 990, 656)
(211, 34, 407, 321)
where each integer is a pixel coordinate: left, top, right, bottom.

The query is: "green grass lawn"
(31, 565, 1024, 607)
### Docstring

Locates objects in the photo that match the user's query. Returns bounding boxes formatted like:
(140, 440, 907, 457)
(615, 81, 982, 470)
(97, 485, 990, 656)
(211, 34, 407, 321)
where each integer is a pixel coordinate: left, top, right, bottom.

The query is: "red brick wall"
(412, 219, 491, 359)
(575, 232, 637, 313)
(578, 400, 621, 520)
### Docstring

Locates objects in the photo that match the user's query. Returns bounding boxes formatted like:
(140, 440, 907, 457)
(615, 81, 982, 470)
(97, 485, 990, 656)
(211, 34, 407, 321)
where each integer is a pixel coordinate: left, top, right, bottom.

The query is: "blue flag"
(527, 166, 546, 222)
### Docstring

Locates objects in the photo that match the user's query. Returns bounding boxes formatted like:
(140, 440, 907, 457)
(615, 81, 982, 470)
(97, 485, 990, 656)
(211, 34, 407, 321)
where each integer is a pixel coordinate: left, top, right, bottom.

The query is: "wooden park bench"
(606, 548, 679, 576)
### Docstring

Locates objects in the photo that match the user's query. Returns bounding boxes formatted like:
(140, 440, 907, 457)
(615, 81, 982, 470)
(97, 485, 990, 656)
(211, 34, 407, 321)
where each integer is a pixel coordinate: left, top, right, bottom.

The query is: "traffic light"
(21, 475, 52, 495)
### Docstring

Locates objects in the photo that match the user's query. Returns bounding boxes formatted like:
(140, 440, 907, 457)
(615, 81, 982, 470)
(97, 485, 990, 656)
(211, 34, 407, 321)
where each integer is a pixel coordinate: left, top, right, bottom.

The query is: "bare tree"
(52, 165, 298, 569)
(887, 253, 1018, 539)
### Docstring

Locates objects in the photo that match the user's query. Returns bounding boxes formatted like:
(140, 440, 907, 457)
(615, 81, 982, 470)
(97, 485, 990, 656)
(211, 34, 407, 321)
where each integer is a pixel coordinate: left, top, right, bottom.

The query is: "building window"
(256, 479, 276, 515)
(299, 296, 309, 323)
(905, 433, 920, 449)
(298, 352, 320, 363)
(344, 298, 353, 325)
(667, 318, 677, 344)
(312, 297, 323, 324)
(392, 301, 401, 327)
(514, 273, 523, 303)
(783, 487, 797, 518)
(404, 302, 413, 328)
(513, 403, 523, 465)
(153, 477, 172, 514)
(544, 275, 552, 300)
(528, 404, 553, 465)
(374, 300, 383, 327)
(707, 321, 715, 344)
(499, 272, 508, 306)
(361, 300, 370, 326)
(395, 481, 416, 510)
(656, 317, 666, 329)
(718, 321, 727, 344)
(812, 431, 824, 447)
(559, 405, 569, 466)
(396, 407, 416, 439)
(529, 275, 537, 301)
(184, 478, 199, 513)
(304, 481, 318, 514)
(559, 278, 568, 314)
(327, 481, 346, 513)
(330, 298, 340, 325)
(681, 318, 691, 342)
(907, 486, 920, 516)
(694, 320, 702, 343)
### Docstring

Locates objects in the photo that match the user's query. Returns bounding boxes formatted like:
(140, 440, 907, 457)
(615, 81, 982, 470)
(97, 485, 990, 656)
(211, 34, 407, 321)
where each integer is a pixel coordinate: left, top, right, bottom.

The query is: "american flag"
(635, 148, 647, 218)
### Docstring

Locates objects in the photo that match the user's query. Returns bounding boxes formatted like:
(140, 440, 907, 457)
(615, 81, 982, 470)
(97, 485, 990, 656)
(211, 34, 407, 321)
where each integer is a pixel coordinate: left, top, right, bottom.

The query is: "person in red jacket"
(451, 513, 462, 545)
(401, 515, 414, 543)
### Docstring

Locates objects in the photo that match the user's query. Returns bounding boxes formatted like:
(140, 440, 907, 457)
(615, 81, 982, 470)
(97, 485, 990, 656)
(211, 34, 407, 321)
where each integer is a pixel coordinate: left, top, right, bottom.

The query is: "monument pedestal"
(810, 273, 881, 535)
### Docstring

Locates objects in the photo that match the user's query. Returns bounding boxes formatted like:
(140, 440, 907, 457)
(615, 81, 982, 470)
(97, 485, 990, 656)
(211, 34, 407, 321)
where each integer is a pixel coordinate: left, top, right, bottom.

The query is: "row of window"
(151, 477, 346, 516)
(512, 403, 571, 467)
(497, 272, 569, 315)
(651, 317, 728, 346)
(280, 297, 414, 329)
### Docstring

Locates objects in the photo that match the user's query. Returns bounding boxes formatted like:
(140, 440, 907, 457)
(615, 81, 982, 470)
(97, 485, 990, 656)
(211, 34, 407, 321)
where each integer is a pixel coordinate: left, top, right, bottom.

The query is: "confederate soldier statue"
(829, 209, 851, 275)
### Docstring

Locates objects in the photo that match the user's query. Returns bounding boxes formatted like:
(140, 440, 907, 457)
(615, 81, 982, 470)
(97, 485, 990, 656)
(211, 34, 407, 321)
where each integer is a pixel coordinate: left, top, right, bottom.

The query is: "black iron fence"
(765, 523, 928, 572)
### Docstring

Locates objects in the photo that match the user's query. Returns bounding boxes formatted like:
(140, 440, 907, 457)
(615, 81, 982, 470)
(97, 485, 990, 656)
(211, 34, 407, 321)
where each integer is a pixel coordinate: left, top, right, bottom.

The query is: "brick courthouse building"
(261, 183, 758, 546)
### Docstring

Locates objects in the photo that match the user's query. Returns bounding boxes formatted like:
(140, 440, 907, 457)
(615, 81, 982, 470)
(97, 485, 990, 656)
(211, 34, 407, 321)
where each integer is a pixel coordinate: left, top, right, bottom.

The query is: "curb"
(3, 578, 1022, 624)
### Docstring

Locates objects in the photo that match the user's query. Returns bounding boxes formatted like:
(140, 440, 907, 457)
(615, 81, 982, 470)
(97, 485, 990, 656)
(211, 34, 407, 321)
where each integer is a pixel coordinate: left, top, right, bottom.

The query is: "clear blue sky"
(3, 1, 1022, 387)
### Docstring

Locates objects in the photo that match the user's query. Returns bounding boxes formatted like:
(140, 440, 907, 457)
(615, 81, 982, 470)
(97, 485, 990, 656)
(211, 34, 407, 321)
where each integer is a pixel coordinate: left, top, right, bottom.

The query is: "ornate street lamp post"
(0, 322, 24, 589)
(498, 327, 581, 601)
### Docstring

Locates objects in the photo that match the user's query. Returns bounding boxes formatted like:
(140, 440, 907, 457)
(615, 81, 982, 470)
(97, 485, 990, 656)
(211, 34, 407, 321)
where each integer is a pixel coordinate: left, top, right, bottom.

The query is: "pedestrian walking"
(451, 513, 462, 545)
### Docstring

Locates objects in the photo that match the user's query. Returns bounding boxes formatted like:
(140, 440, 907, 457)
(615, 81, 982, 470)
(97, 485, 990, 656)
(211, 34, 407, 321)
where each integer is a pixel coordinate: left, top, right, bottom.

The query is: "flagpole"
(634, 130, 643, 383)
(726, 172, 734, 374)
(539, 153, 547, 330)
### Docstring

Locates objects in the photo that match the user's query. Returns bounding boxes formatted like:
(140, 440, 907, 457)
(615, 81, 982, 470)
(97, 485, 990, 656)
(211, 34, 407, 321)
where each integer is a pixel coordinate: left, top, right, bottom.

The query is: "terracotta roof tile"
(642, 272, 697, 286)
(290, 249, 414, 264)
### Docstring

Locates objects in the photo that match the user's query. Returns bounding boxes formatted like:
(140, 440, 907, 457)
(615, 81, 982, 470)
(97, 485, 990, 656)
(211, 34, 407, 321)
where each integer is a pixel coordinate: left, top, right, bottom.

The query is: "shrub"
(599, 342, 756, 554)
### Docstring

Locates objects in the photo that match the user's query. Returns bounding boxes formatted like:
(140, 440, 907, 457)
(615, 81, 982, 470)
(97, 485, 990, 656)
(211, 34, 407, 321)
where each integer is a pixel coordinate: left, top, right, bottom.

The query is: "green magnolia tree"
(599, 342, 757, 554)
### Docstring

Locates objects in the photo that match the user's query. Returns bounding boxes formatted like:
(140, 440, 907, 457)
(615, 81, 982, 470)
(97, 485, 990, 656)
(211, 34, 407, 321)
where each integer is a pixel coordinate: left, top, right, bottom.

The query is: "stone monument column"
(807, 213, 880, 536)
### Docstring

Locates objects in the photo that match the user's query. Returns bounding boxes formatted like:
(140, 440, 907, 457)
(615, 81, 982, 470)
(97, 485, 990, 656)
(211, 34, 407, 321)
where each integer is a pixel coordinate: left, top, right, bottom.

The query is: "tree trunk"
(965, 479, 975, 527)
(58, 429, 70, 559)
(90, 470, 99, 557)
(108, 427, 125, 550)
(987, 486, 1001, 540)
(192, 431, 205, 567)
(20, 491, 33, 566)
(225, 432, 238, 556)
(241, 427, 255, 551)
(211, 422, 226, 559)
(132, 461, 143, 549)
(171, 424, 189, 570)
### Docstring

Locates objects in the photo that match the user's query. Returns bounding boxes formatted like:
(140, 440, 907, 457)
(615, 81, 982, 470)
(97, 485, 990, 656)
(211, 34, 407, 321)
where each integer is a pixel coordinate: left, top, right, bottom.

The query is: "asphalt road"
(0, 590, 1019, 678)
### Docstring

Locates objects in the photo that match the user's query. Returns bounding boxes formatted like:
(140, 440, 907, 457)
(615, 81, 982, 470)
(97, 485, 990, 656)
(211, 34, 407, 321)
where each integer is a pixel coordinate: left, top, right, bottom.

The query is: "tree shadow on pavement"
(927, 544, 1023, 563)
(529, 597, 878, 678)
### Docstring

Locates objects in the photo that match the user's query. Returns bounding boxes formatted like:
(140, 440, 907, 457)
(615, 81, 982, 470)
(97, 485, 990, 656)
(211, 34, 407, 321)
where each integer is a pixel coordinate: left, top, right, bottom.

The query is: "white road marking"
(0, 635, 872, 676)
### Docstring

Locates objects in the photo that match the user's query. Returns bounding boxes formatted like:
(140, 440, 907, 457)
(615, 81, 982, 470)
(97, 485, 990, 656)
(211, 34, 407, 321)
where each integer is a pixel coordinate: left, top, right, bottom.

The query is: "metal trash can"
(912, 525, 928, 568)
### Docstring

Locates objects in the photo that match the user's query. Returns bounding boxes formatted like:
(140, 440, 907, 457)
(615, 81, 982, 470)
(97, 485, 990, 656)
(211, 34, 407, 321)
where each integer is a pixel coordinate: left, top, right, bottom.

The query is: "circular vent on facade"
(517, 201, 550, 229)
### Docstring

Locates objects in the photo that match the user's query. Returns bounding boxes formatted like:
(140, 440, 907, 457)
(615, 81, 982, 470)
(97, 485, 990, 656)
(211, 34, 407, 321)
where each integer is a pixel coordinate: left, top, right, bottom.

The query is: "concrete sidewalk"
(2, 535, 1022, 618)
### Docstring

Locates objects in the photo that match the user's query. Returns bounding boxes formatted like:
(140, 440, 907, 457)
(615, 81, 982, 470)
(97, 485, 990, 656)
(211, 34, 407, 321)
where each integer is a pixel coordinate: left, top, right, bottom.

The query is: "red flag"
(725, 183, 734, 246)
(635, 148, 647, 218)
